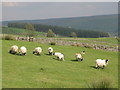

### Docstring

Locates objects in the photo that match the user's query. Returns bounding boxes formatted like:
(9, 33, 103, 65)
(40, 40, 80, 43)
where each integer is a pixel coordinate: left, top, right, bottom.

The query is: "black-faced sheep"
(19, 46, 27, 55)
(48, 47, 53, 55)
(75, 53, 83, 61)
(9, 45, 18, 54)
(96, 59, 109, 69)
(53, 52, 65, 61)
(81, 51, 86, 54)
(33, 47, 42, 55)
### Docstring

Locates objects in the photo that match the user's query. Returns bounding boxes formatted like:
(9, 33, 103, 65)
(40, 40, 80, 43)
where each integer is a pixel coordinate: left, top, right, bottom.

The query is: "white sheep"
(33, 47, 42, 55)
(9, 45, 18, 54)
(96, 59, 109, 69)
(19, 46, 27, 55)
(75, 53, 83, 61)
(48, 47, 53, 55)
(53, 52, 65, 61)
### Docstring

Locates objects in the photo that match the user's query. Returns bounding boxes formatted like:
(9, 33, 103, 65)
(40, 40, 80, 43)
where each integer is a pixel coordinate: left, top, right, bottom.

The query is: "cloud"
(3, 2, 19, 7)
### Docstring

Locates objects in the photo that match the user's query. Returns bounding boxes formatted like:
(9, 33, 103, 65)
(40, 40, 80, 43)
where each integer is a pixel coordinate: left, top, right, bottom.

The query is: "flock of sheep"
(9, 45, 109, 69)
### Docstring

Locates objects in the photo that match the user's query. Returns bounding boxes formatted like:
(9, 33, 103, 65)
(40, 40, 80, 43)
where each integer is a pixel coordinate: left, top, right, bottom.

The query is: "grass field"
(2, 27, 45, 37)
(2, 40, 118, 88)
(63, 37, 118, 47)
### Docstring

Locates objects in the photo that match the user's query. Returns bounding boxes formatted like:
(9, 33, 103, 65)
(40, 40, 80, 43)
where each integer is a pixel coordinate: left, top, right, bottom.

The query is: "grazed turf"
(2, 40, 118, 88)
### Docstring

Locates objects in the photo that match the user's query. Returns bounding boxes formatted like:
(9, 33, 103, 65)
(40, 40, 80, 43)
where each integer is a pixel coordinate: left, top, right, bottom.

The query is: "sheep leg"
(78, 58, 80, 61)
(49, 52, 52, 55)
(96, 64, 99, 69)
(96, 66, 100, 69)
(14, 52, 17, 54)
(50, 52, 52, 56)
(102, 65, 105, 69)
(61, 58, 65, 61)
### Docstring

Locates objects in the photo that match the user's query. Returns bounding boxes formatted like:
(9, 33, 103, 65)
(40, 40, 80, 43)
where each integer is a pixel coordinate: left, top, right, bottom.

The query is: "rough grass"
(2, 40, 118, 88)
(2, 34, 16, 40)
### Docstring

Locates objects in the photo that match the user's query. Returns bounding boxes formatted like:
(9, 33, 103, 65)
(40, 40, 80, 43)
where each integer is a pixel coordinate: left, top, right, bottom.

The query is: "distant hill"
(2, 14, 118, 33)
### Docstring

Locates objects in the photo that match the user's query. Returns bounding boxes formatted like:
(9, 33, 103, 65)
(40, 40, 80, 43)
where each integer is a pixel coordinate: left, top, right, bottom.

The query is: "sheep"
(33, 47, 42, 55)
(48, 47, 53, 55)
(96, 59, 109, 69)
(75, 53, 83, 61)
(9, 45, 18, 54)
(81, 51, 86, 54)
(53, 52, 65, 61)
(19, 46, 27, 55)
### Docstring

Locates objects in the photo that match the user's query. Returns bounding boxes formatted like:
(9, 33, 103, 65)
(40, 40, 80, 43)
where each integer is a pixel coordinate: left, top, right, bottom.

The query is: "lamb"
(9, 45, 18, 54)
(53, 52, 65, 61)
(19, 46, 27, 55)
(48, 47, 53, 55)
(96, 59, 109, 69)
(33, 47, 42, 55)
(75, 53, 83, 61)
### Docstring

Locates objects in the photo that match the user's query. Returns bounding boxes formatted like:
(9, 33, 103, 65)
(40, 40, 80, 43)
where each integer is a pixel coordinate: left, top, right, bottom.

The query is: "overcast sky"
(2, 2, 118, 21)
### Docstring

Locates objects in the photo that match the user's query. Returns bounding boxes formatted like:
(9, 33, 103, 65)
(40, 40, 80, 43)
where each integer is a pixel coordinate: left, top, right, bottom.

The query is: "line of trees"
(8, 22, 109, 38)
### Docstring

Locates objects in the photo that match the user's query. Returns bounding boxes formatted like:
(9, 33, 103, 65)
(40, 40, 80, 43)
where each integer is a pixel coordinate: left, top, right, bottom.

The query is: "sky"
(2, 2, 118, 21)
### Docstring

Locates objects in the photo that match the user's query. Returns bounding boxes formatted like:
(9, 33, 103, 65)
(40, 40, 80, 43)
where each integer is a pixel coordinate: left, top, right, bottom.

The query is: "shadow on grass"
(71, 59, 78, 62)
(44, 53, 52, 56)
(90, 66, 97, 69)
(53, 57, 59, 60)
(53, 57, 64, 61)
(90, 66, 106, 69)
(71, 59, 84, 62)
(33, 54, 41, 56)
(9, 52, 24, 56)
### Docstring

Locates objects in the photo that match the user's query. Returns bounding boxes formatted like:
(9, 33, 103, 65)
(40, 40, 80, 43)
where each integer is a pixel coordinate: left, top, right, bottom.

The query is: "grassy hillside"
(2, 27, 46, 37)
(2, 40, 118, 88)
(2, 14, 118, 34)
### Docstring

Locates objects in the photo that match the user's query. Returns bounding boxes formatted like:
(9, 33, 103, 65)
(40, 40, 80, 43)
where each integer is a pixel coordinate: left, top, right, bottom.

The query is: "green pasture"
(2, 40, 118, 88)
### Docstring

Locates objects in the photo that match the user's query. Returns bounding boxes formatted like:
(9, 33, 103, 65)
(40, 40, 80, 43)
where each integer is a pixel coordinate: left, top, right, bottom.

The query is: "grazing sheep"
(75, 53, 83, 61)
(53, 52, 65, 61)
(9, 45, 18, 54)
(81, 51, 86, 54)
(33, 47, 42, 55)
(96, 59, 109, 69)
(48, 47, 53, 55)
(19, 46, 27, 55)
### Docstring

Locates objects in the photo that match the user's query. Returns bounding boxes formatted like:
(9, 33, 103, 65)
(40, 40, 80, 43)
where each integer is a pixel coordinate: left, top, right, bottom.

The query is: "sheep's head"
(105, 59, 109, 64)
(53, 53, 55, 55)
(81, 58, 84, 61)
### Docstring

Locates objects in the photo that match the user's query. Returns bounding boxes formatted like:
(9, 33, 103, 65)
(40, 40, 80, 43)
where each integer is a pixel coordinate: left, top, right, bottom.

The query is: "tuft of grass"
(88, 77, 114, 89)
(49, 42, 56, 45)
(2, 34, 16, 40)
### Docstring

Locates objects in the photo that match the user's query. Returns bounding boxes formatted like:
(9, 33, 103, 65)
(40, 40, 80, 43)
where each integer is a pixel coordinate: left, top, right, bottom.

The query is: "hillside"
(7, 23, 110, 38)
(2, 27, 46, 37)
(2, 14, 118, 34)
